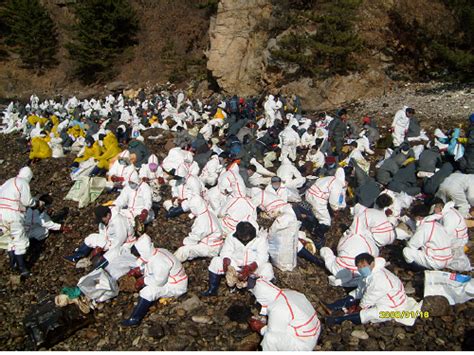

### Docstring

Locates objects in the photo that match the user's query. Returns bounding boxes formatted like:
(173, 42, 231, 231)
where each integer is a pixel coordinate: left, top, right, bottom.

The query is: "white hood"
(18, 167, 33, 183)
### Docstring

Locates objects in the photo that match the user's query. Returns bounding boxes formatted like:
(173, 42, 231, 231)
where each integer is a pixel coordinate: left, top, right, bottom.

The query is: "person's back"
(418, 147, 441, 173)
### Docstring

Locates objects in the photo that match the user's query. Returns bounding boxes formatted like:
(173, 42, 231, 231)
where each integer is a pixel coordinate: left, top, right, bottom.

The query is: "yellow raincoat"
(74, 141, 103, 163)
(96, 133, 121, 170)
(29, 136, 52, 160)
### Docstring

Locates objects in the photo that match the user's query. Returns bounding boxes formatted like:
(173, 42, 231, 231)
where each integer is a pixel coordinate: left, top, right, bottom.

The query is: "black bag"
(23, 295, 94, 349)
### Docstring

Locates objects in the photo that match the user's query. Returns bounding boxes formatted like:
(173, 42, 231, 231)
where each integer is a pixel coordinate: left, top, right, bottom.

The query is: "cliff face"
(0, 0, 460, 110)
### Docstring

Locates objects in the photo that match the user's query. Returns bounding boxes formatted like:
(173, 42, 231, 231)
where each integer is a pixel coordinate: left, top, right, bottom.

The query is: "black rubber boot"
(8, 251, 17, 269)
(121, 297, 153, 327)
(326, 312, 362, 326)
(325, 296, 357, 312)
(297, 247, 325, 267)
(88, 166, 101, 177)
(15, 254, 31, 278)
(166, 206, 184, 219)
(201, 271, 222, 297)
(64, 242, 92, 264)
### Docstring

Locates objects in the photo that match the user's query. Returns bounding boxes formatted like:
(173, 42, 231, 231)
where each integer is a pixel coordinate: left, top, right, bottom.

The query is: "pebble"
(351, 330, 369, 340)
(192, 315, 213, 324)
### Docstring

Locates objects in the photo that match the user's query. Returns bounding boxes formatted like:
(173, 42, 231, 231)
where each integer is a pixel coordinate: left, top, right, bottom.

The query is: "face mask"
(272, 184, 279, 191)
(358, 266, 372, 278)
(129, 182, 139, 190)
(118, 158, 128, 166)
(149, 163, 158, 172)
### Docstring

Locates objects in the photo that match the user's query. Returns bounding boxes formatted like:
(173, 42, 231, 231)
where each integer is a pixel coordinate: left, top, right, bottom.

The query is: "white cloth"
(436, 172, 474, 218)
(199, 155, 223, 186)
(349, 204, 395, 247)
(391, 106, 410, 147)
(218, 195, 257, 236)
(279, 127, 300, 162)
(113, 181, 153, 224)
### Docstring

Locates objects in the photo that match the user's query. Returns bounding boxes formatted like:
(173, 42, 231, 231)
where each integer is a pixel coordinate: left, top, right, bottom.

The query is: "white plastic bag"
(77, 268, 119, 303)
(267, 222, 300, 272)
(424, 270, 474, 305)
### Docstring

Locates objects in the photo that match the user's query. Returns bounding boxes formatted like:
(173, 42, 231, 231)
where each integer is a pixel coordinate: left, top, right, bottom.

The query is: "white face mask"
(98, 140, 104, 147)
(129, 182, 139, 190)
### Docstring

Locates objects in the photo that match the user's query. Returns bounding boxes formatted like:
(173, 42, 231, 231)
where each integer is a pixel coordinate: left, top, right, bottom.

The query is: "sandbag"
(77, 268, 119, 303)
(268, 222, 300, 272)
(23, 295, 94, 350)
(424, 270, 474, 305)
(65, 176, 106, 208)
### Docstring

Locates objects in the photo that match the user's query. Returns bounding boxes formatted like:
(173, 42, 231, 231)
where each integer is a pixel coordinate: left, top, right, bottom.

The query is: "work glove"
(135, 276, 145, 290)
(111, 175, 124, 183)
(90, 247, 104, 259)
(346, 304, 361, 314)
(158, 177, 165, 185)
(223, 257, 231, 273)
(138, 209, 148, 223)
(60, 225, 72, 233)
(127, 267, 142, 278)
(141, 177, 149, 183)
(239, 262, 258, 281)
(248, 316, 266, 333)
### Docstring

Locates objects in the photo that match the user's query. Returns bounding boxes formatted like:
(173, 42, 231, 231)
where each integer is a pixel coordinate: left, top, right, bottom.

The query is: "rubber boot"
(297, 247, 325, 267)
(166, 206, 184, 219)
(94, 257, 109, 270)
(15, 254, 31, 278)
(325, 312, 362, 326)
(121, 297, 152, 327)
(64, 242, 92, 264)
(8, 251, 17, 269)
(201, 271, 222, 297)
(325, 296, 357, 312)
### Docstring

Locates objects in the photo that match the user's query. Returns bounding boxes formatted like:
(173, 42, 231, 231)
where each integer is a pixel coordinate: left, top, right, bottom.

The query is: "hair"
(355, 253, 374, 266)
(406, 108, 415, 115)
(430, 197, 445, 208)
(248, 164, 257, 172)
(409, 204, 431, 219)
(375, 193, 393, 209)
(39, 194, 53, 206)
(234, 221, 257, 245)
(350, 141, 358, 148)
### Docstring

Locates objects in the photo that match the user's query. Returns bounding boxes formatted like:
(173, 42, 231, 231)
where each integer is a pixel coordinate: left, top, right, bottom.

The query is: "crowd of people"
(0, 90, 473, 350)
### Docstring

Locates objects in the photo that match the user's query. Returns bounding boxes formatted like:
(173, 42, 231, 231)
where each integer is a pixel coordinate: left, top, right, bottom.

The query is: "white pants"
(85, 232, 107, 249)
(392, 129, 405, 147)
(261, 330, 318, 351)
(2, 218, 29, 255)
(285, 177, 306, 190)
(200, 174, 218, 187)
(208, 256, 274, 280)
(403, 247, 450, 270)
(140, 280, 188, 302)
(438, 185, 474, 218)
(263, 152, 277, 168)
(307, 196, 331, 226)
(280, 145, 297, 162)
(249, 176, 272, 187)
(320, 247, 360, 287)
(174, 243, 221, 262)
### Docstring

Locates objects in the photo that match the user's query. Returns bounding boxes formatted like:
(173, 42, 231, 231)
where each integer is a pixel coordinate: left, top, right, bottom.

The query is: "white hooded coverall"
(436, 173, 474, 218)
(208, 232, 274, 281)
(350, 203, 395, 247)
(174, 196, 224, 262)
(320, 231, 379, 287)
(403, 215, 453, 270)
(139, 154, 164, 203)
(305, 168, 346, 226)
(218, 194, 257, 236)
(391, 106, 410, 147)
(135, 234, 188, 302)
(0, 167, 36, 255)
(114, 174, 154, 225)
(252, 279, 321, 351)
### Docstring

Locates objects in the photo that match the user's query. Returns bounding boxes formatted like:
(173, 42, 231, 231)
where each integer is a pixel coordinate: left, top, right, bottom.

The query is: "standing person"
(327, 108, 348, 157)
(391, 106, 414, 147)
(0, 167, 40, 277)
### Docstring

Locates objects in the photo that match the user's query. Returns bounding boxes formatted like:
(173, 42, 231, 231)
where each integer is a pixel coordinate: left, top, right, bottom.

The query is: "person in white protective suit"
(431, 198, 471, 272)
(199, 152, 223, 187)
(436, 172, 474, 218)
(247, 278, 321, 351)
(107, 150, 136, 190)
(391, 106, 414, 147)
(320, 230, 379, 287)
(279, 125, 300, 162)
(247, 164, 273, 187)
(349, 194, 396, 248)
(301, 143, 326, 174)
(218, 191, 257, 236)
(0, 167, 40, 277)
(113, 171, 154, 225)
(203, 221, 274, 296)
(300, 126, 316, 149)
(263, 95, 277, 128)
(305, 167, 347, 228)
(139, 154, 164, 204)
(343, 141, 370, 174)
(161, 147, 197, 178)
(264, 176, 289, 202)
(277, 157, 306, 201)
(325, 253, 421, 326)
(64, 206, 135, 275)
(402, 204, 453, 270)
(174, 195, 224, 262)
(122, 233, 188, 326)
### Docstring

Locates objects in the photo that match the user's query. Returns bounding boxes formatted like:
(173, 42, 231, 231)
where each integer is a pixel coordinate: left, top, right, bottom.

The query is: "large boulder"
(206, 0, 272, 96)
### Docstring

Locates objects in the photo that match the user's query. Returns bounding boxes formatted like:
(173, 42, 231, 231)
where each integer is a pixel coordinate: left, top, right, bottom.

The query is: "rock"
(9, 275, 21, 287)
(351, 330, 369, 340)
(404, 282, 416, 295)
(106, 81, 127, 92)
(206, 0, 272, 96)
(394, 327, 406, 340)
(162, 335, 194, 351)
(236, 333, 261, 351)
(422, 296, 452, 317)
(192, 315, 213, 325)
(176, 308, 186, 317)
(178, 295, 203, 313)
(148, 325, 165, 340)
